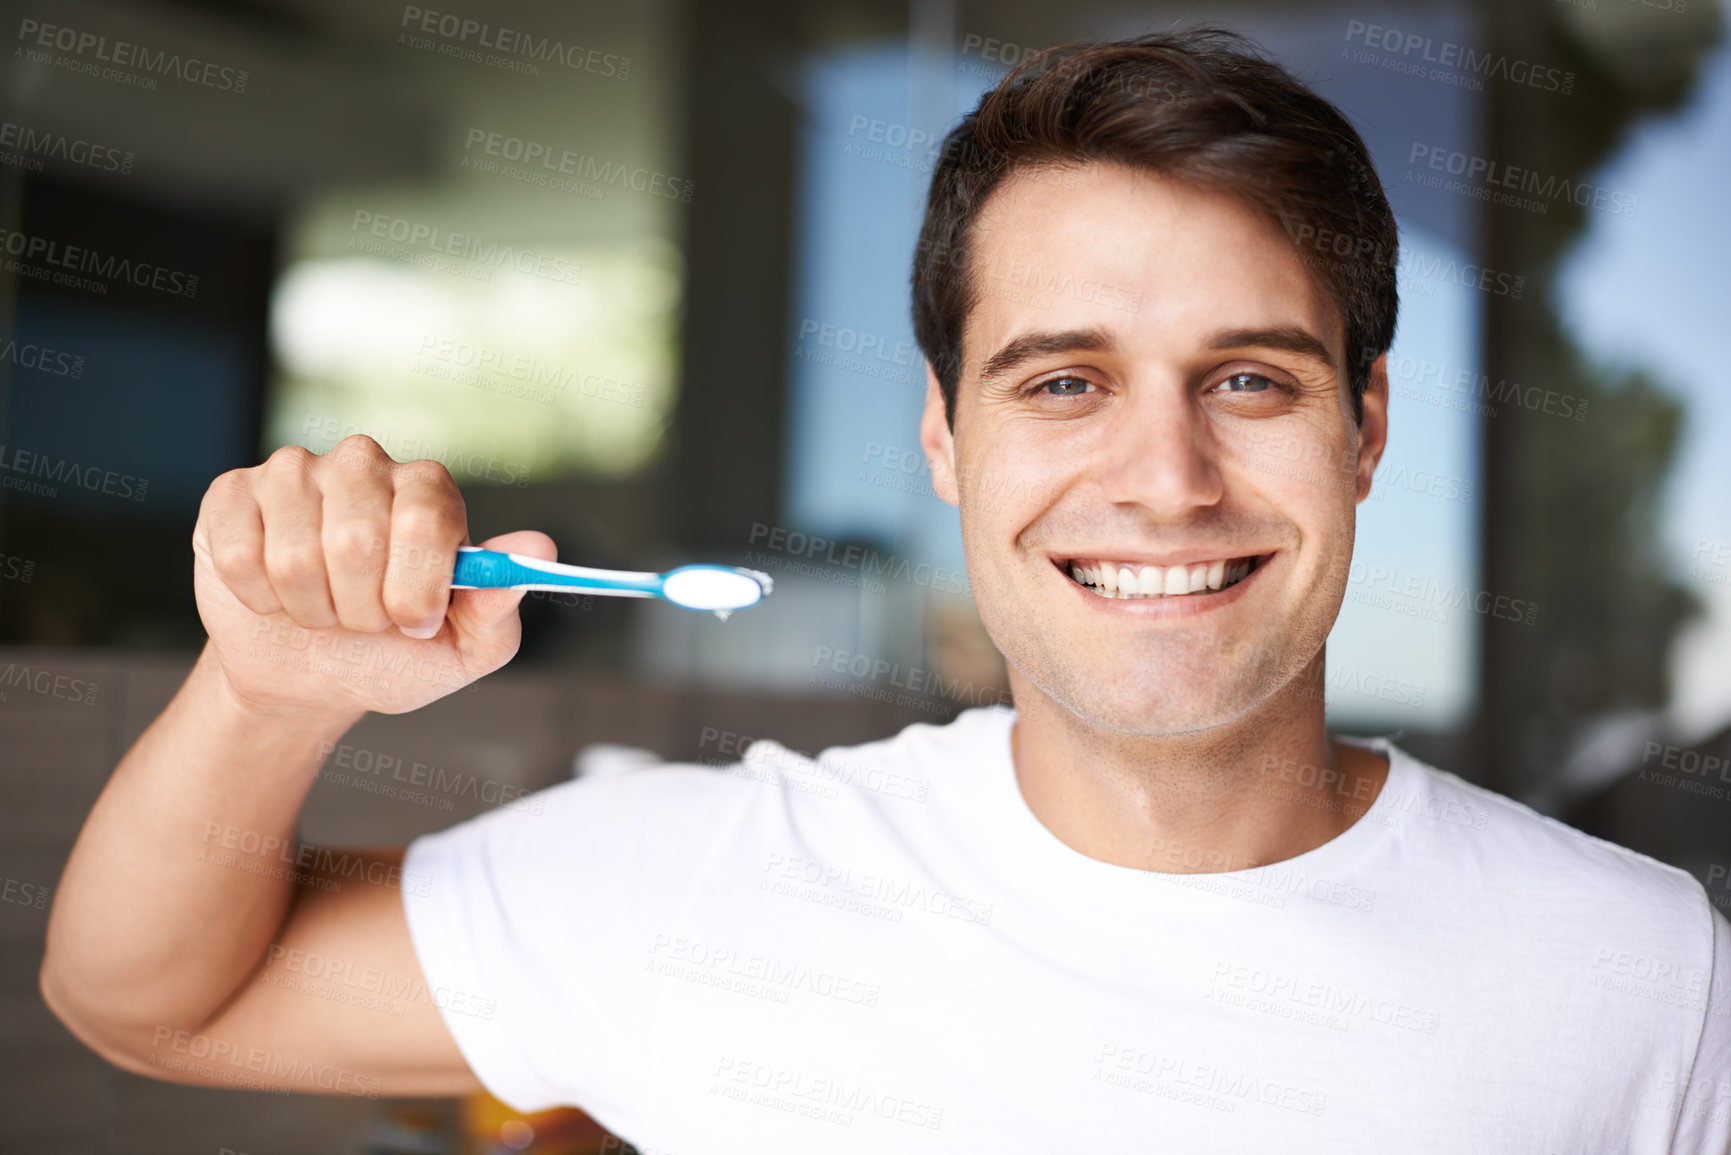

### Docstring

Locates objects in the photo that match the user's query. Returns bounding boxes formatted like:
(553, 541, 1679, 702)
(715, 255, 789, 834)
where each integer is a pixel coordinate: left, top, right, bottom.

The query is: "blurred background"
(1, 0, 1727, 1150)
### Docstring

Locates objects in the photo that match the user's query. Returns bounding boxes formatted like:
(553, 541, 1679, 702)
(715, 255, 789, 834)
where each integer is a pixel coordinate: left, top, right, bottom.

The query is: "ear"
(1354, 353, 1389, 504)
(919, 361, 960, 508)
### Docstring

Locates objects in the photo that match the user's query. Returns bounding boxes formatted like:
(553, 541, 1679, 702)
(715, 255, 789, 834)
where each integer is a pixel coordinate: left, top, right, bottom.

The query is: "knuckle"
(394, 458, 456, 491)
(266, 539, 325, 584)
(325, 519, 385, 564)
(209, 537, 258, 581)
(265, 444, 313, 473)
(393, 500, 464, 544)
(384, 582, 441, 621)
(331, 434, 387, 463)
(336, 604, 391, 633)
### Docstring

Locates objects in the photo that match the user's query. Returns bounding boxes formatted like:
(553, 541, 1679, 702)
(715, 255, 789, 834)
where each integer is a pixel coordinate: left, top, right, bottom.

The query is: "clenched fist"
(190, 434, 553, 718)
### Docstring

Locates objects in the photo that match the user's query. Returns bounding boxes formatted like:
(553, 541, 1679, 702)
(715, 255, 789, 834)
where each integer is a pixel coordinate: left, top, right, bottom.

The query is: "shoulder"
(741, 705, 1013, 810)
(417, 707, 1011, 862)
(1384, 741, 1716, 959)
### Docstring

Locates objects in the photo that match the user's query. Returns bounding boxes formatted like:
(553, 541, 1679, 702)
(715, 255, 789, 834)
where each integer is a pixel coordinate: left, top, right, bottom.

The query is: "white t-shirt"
(402, 706, 1731, 1153)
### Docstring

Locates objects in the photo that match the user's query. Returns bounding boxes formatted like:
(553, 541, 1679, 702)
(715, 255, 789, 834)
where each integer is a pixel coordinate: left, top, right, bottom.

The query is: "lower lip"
(1054, 555, 1272, 618)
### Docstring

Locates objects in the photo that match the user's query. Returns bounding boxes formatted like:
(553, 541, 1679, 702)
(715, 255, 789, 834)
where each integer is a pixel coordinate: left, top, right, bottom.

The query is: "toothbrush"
(450, 546, 773, 618)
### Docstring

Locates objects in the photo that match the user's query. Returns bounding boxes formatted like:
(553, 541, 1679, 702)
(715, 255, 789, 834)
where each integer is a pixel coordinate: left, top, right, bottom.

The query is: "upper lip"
(1051, 549, 1273, 569)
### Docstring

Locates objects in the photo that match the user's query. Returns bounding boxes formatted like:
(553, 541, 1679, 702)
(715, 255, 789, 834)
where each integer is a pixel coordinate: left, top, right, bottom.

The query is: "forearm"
(41, 642, 364, 1054)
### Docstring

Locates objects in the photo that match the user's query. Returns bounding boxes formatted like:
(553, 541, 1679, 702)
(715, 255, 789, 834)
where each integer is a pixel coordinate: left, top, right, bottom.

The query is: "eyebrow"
(1208, 326, 1339, 374)
(976, 323, 1336, 386)
(976, 326, 1116, 386)
(973, 322, 1341, 387)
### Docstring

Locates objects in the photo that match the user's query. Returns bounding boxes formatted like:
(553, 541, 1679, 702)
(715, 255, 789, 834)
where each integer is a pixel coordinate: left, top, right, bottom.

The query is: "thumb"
(447, 530, 559, 634)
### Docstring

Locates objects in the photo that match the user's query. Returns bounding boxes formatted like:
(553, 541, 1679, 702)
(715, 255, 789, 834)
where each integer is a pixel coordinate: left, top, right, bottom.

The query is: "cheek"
(1219, 419, 1360, 508)
(960, 428, 1068, 528)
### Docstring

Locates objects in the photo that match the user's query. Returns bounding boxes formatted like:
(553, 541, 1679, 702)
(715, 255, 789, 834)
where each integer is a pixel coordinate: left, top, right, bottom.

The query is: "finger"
(448, 530, 558, 631)
(195, 471, 282, 616)
(256, 447, 338, 629)
(382, 460, 467, 639)
(320, 441, 396, 633)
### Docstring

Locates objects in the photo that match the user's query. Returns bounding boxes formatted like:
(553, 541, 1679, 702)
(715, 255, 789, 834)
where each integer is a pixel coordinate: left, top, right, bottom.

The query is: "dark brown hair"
(911, 27, 1398, 427)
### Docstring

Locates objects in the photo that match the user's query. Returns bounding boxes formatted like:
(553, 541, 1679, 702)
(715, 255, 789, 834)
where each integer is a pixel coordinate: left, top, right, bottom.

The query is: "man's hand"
(192, 434, 553, 717)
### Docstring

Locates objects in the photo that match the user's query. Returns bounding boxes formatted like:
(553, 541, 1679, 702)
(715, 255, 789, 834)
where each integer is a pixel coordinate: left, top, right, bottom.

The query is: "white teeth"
(1068, 556, 1261, 598)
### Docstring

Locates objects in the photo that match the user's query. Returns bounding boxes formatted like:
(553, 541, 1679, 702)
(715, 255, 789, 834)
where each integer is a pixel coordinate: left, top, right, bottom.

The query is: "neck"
(1008, 653, 1389, 874)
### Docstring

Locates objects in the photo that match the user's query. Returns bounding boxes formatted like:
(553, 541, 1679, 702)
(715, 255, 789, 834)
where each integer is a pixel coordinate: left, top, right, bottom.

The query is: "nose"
(1093, 381, 1224, 517)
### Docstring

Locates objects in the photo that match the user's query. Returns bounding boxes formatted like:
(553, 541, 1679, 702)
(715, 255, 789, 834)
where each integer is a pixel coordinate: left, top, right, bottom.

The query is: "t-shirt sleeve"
(1672, 898, 1731, 1154)
(399, 762, 764, 1118)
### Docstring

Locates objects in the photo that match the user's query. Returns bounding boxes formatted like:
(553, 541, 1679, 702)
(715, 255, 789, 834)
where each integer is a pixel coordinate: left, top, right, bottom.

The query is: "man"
(39, 28, 1730, 1152)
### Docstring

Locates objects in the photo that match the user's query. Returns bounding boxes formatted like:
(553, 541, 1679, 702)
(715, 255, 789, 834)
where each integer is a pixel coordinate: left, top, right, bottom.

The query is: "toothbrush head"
(660, 565, 773, 612)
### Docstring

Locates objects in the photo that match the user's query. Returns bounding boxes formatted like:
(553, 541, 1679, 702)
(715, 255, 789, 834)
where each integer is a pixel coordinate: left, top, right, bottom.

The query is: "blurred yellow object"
(461, 1090, 621, 1155)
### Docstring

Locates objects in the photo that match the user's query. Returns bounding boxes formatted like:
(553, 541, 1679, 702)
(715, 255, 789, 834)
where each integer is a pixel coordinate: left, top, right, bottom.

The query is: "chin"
(1012, 650, 1270, 738)
(1061, 690, 1252, 738)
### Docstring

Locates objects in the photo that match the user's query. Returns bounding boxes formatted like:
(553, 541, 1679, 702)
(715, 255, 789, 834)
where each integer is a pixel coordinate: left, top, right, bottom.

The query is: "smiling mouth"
(1059, 554, 1271, 599)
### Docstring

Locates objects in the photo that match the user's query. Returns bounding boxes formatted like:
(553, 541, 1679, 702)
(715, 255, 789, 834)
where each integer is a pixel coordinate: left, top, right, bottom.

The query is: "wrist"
(192, 642, 367, 737)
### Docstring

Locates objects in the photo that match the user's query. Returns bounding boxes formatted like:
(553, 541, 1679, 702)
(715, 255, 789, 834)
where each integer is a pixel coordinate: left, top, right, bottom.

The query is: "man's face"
(920, 162, 1388, 737)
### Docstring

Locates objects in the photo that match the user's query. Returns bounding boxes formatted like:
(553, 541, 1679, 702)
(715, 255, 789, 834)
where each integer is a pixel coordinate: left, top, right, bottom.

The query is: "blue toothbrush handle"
(450, 547, 663, 595)
(451, 547, 547, 588)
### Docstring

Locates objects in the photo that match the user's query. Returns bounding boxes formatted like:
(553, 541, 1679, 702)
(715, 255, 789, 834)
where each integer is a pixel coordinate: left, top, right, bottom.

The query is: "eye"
(1214, 372, 1275, 394)
(1033, 375, 1094, 397)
